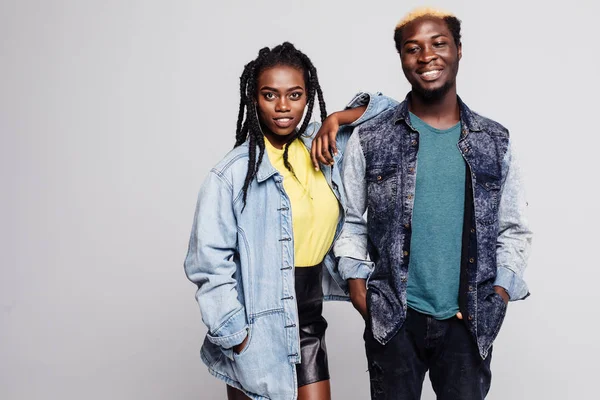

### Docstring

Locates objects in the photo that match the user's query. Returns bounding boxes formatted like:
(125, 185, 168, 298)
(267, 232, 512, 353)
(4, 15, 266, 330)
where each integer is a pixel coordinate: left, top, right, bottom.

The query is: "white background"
(1, 0, 598, 399)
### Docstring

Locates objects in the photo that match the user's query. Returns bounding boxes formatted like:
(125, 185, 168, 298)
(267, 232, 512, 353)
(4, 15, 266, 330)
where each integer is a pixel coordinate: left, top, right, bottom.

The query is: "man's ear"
(457, 42, 462, 60)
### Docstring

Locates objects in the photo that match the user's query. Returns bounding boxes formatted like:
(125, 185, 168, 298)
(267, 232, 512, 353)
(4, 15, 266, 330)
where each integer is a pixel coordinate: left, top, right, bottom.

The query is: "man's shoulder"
(470, 109, 510, 138)
(357, 103, 402, 135)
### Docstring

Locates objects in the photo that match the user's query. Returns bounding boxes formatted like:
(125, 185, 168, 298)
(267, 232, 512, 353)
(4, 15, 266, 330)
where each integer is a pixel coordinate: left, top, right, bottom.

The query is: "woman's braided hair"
(234, 42, 327, 209)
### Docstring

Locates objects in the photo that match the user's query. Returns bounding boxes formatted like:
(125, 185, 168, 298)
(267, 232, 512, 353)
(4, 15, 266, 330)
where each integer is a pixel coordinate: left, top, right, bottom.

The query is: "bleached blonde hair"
(395, 6, 455, 29)
(393, 7, 461, 53)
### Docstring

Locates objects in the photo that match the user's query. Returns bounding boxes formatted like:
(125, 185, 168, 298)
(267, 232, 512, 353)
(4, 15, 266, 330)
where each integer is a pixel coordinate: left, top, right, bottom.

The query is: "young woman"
(184, 42, 392, 400)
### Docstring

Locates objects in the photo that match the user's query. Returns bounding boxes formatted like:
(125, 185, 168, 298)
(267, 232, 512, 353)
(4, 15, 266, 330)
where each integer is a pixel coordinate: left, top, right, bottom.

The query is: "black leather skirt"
(294, 263, 329, 387)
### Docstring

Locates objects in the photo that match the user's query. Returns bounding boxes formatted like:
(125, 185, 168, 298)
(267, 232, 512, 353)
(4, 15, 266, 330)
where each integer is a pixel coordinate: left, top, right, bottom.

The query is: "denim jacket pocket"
(474, 173, 501, 226)
(366, 164, 399, 215)
(232, 326, 253, 358)
(229, 315, 291, 397)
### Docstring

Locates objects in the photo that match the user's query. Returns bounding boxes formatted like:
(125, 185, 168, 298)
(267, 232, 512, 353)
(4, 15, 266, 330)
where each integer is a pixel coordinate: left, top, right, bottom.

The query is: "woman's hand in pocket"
(233, 332, 249, 354)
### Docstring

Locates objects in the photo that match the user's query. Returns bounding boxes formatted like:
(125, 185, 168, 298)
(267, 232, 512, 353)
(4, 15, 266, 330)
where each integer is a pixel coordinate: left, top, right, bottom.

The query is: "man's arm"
(494, 138, 533, 302)
(332, 131, 372, 319)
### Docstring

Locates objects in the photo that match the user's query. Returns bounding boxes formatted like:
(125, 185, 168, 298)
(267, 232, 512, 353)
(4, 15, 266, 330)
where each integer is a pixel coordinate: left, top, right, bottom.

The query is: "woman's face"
(256, 65, 307, 148)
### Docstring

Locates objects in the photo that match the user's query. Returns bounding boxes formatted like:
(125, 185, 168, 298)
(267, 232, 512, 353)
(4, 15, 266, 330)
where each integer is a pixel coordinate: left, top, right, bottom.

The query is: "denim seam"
(237, 226, 252, 315)
(250, 308, 285, 321)
(212, 307, 245, 337)
(214, 152, 248, 175)
(210, 168, 233, 191)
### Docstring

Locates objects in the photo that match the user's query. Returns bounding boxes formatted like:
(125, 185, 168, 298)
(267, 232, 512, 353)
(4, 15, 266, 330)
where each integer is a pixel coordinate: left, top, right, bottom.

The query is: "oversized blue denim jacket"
(334, 94, 533, 359)
(184, 92, 395, 400)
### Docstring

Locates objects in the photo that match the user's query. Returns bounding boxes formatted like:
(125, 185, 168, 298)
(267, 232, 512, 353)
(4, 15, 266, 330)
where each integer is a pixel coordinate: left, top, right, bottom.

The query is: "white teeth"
(276, 118, 291, 122)
(422, 70, 440, 77)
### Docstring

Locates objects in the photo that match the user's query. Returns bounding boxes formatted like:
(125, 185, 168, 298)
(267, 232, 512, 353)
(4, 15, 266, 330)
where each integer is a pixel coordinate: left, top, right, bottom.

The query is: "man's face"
(399, 17, 462, 100)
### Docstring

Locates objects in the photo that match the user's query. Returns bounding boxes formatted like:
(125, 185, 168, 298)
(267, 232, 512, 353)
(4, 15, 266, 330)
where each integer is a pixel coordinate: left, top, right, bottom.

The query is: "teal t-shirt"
(406, 112, 465, 320)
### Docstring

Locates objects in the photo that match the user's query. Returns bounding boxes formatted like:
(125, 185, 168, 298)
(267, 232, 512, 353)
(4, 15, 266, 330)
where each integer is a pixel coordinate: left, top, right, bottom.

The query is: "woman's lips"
(273, 117, 294, 128)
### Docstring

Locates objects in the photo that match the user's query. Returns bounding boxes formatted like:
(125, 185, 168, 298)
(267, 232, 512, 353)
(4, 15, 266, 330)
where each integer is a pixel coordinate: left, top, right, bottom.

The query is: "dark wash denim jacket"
(334, 95, 533, 358)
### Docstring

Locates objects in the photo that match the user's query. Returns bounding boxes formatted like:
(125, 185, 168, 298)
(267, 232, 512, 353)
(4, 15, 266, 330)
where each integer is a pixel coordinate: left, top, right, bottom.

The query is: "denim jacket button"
(468, 315, 473, 320)
(469, 258, 475, 263)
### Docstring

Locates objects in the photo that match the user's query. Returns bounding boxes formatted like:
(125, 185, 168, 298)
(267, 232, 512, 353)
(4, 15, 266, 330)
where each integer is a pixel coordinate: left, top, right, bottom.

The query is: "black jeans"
(363, 308, 492, 400)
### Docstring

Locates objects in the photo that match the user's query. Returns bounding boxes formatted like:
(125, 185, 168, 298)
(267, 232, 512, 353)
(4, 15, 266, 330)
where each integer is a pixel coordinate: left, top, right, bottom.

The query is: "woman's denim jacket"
(184, 92, 394, 400)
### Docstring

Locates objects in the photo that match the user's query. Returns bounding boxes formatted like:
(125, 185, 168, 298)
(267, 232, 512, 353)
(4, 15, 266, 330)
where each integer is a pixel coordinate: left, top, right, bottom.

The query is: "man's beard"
(413, 78, 455, 102)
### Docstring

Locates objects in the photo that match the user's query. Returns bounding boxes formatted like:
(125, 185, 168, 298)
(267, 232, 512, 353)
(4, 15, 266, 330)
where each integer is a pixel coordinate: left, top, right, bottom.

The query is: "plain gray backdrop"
(1, 0, 598, 399)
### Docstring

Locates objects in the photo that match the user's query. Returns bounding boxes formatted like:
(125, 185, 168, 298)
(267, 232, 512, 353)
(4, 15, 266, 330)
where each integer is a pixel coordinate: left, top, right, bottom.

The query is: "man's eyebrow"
(404, 33, 449, 45)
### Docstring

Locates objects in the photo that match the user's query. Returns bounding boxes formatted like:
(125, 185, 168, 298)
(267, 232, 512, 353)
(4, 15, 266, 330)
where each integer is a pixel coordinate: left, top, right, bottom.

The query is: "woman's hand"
(311, 114, 340, 170)
(233, 333, 249, 354)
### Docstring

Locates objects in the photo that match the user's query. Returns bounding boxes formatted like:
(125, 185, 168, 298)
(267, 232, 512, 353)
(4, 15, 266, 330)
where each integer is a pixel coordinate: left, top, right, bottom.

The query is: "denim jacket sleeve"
(345, 91, 399, 127)
(493, 138, 533, 301)
(336, 92, 400, 154)
(184, 169, 248, 349)
(332, 129, 374, 286)
(304, 92, 399, 155)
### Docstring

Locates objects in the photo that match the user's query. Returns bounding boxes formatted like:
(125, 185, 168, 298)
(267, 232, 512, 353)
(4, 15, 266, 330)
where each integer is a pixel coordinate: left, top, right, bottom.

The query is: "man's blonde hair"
(395, 6, 456, 29)
(393, 6, 461, 53)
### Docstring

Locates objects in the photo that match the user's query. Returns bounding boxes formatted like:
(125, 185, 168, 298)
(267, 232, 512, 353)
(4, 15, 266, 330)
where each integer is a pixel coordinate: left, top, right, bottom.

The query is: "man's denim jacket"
(334, 94, 533, 359)
(184, 93, 395, 400)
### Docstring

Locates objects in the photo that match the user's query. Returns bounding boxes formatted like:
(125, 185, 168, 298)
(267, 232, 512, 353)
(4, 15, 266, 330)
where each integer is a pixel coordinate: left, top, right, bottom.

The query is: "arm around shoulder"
(310, 92, 399, 168)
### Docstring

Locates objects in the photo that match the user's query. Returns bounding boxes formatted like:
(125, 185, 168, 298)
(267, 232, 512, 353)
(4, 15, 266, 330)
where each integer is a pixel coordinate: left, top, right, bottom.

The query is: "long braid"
(235, 42, 328, 209)
(235, 62, 253, 147)
(239, 58, 264, 208)
(281, 50, 327, 175)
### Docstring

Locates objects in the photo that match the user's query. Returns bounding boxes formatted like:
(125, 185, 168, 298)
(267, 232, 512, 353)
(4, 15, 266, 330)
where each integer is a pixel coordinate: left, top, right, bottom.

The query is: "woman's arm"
(184, 170, 248, 355)
(310, 92, 399, 169)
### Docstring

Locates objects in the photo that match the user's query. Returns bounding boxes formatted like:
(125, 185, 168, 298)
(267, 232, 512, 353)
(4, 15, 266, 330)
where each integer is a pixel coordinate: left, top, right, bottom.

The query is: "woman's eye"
(289, 92, 303, 100)
(263, 92, 276, 100)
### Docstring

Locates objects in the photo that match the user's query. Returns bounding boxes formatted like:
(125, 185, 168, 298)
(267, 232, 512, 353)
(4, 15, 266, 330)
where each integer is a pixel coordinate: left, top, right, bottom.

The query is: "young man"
(318, 7, 533, 400)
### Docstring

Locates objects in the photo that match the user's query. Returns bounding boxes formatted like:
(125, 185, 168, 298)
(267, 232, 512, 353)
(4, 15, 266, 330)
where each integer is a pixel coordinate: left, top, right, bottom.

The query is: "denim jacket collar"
(236, 141, 279, 183)
(256, 157, 279, 183)
(394, 92, 482, 134)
